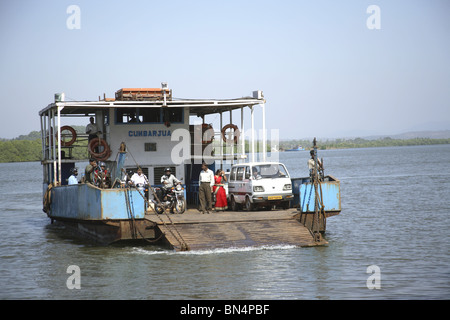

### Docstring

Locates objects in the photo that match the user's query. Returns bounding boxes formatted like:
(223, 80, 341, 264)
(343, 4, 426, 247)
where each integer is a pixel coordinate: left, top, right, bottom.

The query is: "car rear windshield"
(253, 164, 288, 179)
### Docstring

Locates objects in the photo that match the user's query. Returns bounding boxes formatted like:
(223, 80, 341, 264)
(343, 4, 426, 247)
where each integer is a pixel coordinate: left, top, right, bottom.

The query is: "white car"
(227, 162, 293, 211)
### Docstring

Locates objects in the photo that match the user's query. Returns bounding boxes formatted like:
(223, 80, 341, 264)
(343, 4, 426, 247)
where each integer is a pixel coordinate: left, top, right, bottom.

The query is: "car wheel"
(280, 201, 290, 210)
(245, 196, 253, 211)
(155, 204, 165, 214)
(231, 196, 239, 211)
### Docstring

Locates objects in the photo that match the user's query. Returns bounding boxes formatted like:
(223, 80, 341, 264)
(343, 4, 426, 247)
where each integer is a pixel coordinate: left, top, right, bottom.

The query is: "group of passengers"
(68, 159, 111, 188)
(68, 161, 181, 193)
(68, 161, 228, 213)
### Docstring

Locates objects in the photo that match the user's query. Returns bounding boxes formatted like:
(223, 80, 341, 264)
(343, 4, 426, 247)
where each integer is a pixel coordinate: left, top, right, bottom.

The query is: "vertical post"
(57, 105, 62, 184)
(230, 108, 233, 160)
(40, 115, 45, 161)
(240, 106, 245, 163)
(40, 114, 46, 188)
(251, 106, 255, 162)
(46, 111, 51, 185)
(312, 137, 322, 242)
(219, 111, 223, 169)
(51, 109, 57, 184)
(262, 101, 266, 162)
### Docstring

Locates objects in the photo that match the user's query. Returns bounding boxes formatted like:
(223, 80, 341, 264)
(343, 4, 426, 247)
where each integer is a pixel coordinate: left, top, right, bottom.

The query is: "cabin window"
(115, 107, 184, 124)
(244, 166, 251, 180)
(163, 108, 183, 123)
(236, 167, 244, 181)
(144, 143, 157, 152)
(230, 167, 237, 181)
(141, 108, 161, 123)
(116, 108, 142, 123)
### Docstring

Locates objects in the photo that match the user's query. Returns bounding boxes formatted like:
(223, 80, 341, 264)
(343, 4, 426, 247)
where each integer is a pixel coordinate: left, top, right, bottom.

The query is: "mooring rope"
(125, 147, 189, 251)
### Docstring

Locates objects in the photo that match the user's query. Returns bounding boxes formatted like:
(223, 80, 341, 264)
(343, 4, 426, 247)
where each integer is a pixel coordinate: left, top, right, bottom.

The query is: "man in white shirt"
(68, 168, 79, 185)
(130, 168, 148, 188)
(198, 162, 214, 214)
(161, 168, 180, 189)
(86, 117, 102, 143)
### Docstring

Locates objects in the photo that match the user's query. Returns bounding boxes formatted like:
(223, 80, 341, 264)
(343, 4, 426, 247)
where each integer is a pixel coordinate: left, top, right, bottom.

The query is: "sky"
(0, 0, 449, 140)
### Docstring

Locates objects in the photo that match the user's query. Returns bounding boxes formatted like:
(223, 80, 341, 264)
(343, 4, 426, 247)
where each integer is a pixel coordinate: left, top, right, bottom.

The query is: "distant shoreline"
(1, 135, 449, 163)
(278, 137, 450, 152)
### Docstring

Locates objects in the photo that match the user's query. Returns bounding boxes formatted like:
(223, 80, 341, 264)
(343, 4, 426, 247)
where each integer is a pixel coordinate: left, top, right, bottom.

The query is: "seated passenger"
(130, 168, 148, 190)
(252, 167, 262, 180)
(95, 162, 111, 188)
(68, 168, 79, 185)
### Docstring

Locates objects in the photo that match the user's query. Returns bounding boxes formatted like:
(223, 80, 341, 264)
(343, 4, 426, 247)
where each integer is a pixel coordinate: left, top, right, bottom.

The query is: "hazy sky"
(1, 0, 449, 140)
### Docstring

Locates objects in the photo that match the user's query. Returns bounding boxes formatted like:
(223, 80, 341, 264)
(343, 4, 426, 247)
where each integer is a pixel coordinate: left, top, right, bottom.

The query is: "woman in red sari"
(213, 169, 228, 211)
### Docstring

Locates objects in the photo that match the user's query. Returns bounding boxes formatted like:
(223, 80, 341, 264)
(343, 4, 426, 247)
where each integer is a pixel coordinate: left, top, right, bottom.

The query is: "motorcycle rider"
(161, 168, 180, 195)
(161, 168, 180, 213)
(130, 167, 148, 192)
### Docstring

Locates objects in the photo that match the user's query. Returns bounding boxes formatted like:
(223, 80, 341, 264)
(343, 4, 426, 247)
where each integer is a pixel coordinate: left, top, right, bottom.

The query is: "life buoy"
(202, 123, 214, 144)
(221, 124, 240, 144)
(88, 138, 111, 160)
(45, 126, 77, 147)
(60, 126, 77, 147)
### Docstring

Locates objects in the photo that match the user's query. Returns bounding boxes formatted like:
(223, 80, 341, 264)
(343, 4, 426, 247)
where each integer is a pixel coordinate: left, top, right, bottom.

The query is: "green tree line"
(1, 129, 449, 163)
(0, 127, 89, 163)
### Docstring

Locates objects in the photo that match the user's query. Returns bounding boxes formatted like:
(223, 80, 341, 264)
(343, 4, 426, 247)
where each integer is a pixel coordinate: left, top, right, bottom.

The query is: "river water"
(0, 145, 449, 300)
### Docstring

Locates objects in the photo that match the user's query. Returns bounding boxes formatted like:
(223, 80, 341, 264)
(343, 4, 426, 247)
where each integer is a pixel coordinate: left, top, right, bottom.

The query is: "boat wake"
(130, 244, 297, 256)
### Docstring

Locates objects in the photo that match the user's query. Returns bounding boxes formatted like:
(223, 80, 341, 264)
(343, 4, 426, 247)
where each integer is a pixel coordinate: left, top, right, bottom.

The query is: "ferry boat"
(285, 146, 305, 151)
(39, 84, 340, 248)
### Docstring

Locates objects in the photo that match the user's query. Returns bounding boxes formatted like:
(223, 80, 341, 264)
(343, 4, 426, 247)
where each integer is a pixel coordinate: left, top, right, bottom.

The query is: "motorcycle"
(153, 183, 186, 214)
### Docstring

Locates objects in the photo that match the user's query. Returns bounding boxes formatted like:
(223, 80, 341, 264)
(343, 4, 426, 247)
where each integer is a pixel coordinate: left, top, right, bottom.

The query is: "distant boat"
(285, 146, 305, 151)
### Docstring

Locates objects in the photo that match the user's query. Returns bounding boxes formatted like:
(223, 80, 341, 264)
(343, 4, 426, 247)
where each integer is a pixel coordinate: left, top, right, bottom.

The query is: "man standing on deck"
(198, 162, 214, 214)
(308, 150, 323, 181)
(84, 159, 98, 184)
(86, 116, 102, 143)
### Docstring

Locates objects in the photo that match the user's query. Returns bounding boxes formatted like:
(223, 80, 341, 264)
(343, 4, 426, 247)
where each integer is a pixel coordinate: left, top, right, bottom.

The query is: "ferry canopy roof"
(39, 96, 265, 117)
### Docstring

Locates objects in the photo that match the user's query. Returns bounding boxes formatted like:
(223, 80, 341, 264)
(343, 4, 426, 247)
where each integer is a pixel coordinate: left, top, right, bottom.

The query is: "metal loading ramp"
(145, 210, 327, 251)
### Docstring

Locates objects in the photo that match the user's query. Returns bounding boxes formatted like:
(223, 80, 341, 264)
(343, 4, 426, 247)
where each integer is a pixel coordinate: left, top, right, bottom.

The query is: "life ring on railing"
(202, 123, 214, 144)
(60, 126, 77, 147)
(45, 126, 77, 146)
(88, 138, 111, 161)
(221, 124, 240, 144)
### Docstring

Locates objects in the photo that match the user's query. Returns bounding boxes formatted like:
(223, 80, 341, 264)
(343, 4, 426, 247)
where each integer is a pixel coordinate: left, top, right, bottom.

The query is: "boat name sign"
(128, 130, 172, 137)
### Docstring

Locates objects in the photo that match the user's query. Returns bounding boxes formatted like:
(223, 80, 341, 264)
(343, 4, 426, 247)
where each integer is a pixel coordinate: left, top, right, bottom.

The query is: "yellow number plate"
(268, 196, 282, 200)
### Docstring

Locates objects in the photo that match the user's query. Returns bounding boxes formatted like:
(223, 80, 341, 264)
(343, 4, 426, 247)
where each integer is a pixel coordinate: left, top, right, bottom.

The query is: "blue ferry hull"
(290, 175, 341, 232)
(47, 184, 157, 243)
(50, 183, 145, 220)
